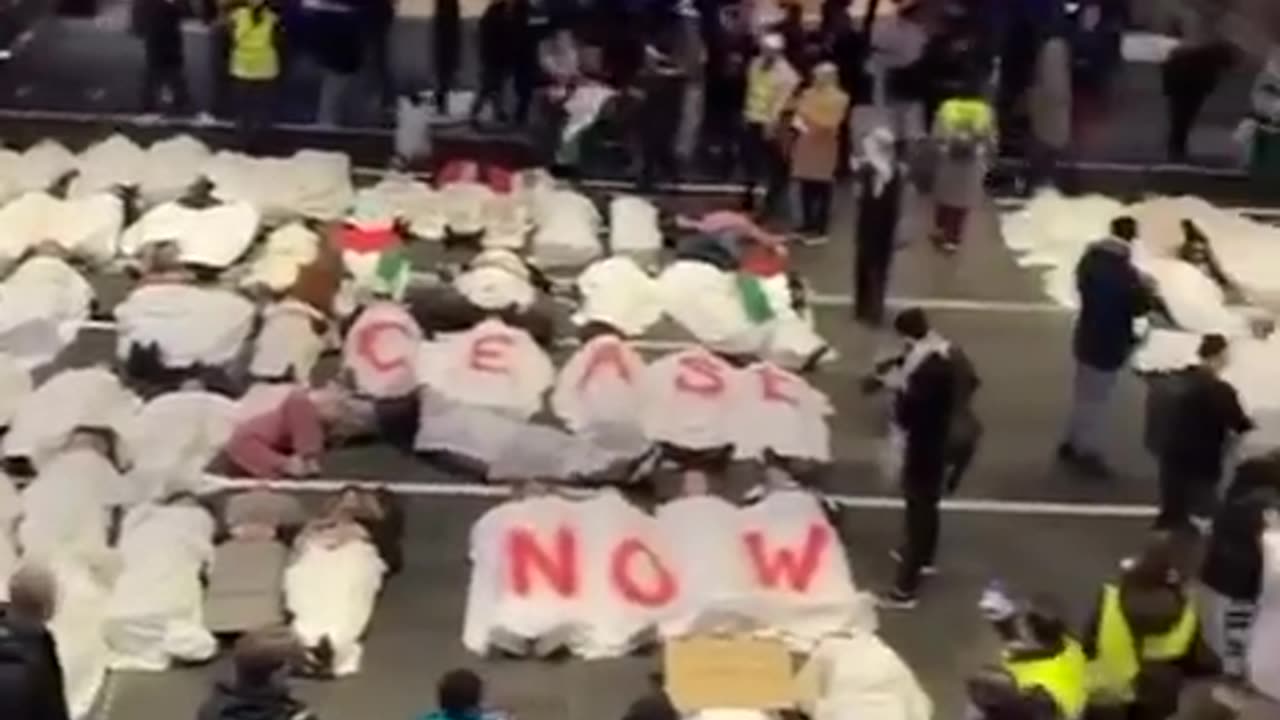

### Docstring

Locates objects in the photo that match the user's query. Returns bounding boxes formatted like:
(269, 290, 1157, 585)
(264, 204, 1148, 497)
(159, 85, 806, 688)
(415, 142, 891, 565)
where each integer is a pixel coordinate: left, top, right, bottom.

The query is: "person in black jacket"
(1059, 216, 1152, 478)
(877, 308, 956, 609)
(0, 564, 68, 720)
(470, 0, 531, 125)
(197, 628, 316, 720)
(433, 0, 460, 114)
(1156, 334, 1254, 531)
(136, 0, 192, 116)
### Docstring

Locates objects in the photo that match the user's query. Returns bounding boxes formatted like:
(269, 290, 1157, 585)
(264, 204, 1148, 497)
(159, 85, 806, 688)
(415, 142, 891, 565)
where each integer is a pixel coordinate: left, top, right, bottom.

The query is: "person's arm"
(1220, 384, 1256, 435)
(1080, 589, 1105, 658)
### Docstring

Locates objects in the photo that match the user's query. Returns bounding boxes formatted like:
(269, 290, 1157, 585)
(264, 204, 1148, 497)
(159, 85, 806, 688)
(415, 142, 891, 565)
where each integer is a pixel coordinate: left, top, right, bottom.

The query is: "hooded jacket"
(0, 610, 69, 720)
(197, 680, 316, 720)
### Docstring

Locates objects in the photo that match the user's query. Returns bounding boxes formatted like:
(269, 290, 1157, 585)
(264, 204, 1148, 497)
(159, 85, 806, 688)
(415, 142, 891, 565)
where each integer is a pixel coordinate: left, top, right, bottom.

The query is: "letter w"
(507, 526, 579, 597)
(743, 524, 829, 593)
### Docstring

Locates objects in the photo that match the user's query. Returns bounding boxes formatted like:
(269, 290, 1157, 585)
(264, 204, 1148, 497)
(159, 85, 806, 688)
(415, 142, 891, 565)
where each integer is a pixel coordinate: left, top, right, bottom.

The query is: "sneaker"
(877, 589, 919, 610)
(192, 111, 217, 127)
(1070, 452, 1113, 479)
(798, 234, 830, 247)
(1056, 442, 1079, 462)
(889, 549, 938, 576)
(134, 113, 162, 126)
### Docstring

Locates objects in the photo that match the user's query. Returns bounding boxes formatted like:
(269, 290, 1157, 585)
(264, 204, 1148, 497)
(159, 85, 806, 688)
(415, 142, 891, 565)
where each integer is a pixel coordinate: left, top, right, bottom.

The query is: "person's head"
(760, 33, 785, 60)
(1110, 216, 1138, 243)
(892, 308, 930, 342)
(1125, 531, 1184, 589)
(1198, 334, 1230, 373)
(811, 61, 838, 89)
(8, 564, 57, 623)
(232, 627, 300, 687)
(437, 668, 484, 719)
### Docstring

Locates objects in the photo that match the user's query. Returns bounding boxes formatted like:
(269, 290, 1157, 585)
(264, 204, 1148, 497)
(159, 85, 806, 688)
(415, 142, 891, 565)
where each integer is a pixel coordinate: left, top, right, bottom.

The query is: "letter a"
(743, 524, 829, 593)
(507, 526, 579, 597)
(577, 339, 634, 390)
(610, 538, 678, 608)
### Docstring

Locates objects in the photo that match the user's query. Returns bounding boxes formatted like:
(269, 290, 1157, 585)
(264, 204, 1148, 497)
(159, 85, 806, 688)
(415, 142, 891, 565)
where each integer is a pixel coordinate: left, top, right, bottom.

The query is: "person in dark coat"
(196, 628, 316, 720)
(0, 565, 68, 720)
(365, 0, 397, 110)
(470, 0, 533, 125)
(1156, 334, 1254, 531)
(433, 0, 460, 114)
(852, 126, 903, 326)
(1058, 215, 1151, 478)
(1200, 458, 1280, 681)
(877, 308, 956, 609)
(136, 0, 192, 116)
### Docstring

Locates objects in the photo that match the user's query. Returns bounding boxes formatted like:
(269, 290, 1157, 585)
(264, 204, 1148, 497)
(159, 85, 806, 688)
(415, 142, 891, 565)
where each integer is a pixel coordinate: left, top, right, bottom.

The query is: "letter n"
(507, 525, 579, 597)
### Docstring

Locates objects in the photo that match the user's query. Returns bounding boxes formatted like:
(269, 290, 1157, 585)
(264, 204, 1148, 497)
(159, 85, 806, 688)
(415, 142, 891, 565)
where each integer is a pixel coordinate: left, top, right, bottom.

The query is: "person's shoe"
(796, 234, 830, 247)
(877, 589, 919, 610)
(134, 113, 162, 126)
(889, 549, 937, 576)
(1056, 442, 1080, 463)
(1071, 452, 1112, 479)
(192, 111, 216, 127)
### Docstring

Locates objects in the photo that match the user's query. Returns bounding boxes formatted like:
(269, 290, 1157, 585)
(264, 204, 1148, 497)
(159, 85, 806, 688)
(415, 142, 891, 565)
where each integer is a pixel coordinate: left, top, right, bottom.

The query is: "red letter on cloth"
(743, 524, 830, 593)
(356, 321, 411, 373)
(755, 364, 798, 406)
(469, 333, 516, 374)
(610, 537, 678, 607)
(674, 354, 726, 398)
(507, 526, 579, 597)
(577, 340, 634, 390)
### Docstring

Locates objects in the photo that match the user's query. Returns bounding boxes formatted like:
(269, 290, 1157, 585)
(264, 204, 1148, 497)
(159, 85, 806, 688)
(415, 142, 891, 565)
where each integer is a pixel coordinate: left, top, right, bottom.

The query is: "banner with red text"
(463, 490, 873, 659)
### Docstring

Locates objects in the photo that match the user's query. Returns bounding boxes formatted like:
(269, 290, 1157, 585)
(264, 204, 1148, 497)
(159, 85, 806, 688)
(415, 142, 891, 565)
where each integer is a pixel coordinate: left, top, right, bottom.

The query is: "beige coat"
(790, 77, 850, 181)
(1029, 37, 1072, 150)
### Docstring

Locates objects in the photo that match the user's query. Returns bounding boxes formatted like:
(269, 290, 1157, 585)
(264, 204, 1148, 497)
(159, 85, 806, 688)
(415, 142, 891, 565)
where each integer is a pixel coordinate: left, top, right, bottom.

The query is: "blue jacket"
(1073, 237, 1150, 370)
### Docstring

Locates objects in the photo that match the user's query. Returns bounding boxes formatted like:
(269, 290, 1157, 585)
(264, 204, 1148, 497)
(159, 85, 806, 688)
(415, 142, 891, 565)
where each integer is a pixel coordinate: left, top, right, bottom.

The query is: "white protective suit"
(795, 630, 934, 720)
(344, 301, 422, 399)
(351, 174, 446, 241)
(0, 476, 18, 600)
(285, 529, 387, 676)
(19, 447, 129, 557)
(105, 502, 218, 670)
(139, 135, 211, 205)
(240, 223, 320, 293)
(415, 319, 554, 419)
(0, 256, 93, 370)
(5, 367, 139, 470)
(205, 149, 353, 223)
(573, 256, 664, 336)
(249, 298, 330, 382)
(70, 134, 146, 198)
(120, 200, 261, 270)
(0, 192, 124, 267)
(121, 390, 238, 501)
(1249, 527, 1280, 702)
(531, 187, 602, 268)
(115, 284, 256, 369)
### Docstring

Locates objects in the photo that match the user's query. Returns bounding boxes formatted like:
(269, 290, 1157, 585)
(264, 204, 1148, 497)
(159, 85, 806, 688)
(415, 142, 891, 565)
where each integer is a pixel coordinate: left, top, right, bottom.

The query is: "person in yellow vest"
(740, 32, 799, 220)
(226, 0, 282, 152)
(929, 93, 994, 253)
(1083, 533, 1219, 720)
(979, 585, 1089, 720)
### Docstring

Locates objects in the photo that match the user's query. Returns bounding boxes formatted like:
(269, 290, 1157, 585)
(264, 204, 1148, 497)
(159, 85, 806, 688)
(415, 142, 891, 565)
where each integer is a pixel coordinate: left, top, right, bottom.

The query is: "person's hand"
(979, 583, 1018, 623)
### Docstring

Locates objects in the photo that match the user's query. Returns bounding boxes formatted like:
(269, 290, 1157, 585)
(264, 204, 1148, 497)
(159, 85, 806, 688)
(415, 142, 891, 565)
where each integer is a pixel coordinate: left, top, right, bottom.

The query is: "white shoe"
(134, 113, 162, 126)
(193, 112, 216, 126)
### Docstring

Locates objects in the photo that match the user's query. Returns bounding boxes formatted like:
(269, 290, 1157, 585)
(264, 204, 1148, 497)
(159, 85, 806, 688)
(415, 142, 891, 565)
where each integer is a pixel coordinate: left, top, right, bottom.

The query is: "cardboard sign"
(665, 636, 796, 711)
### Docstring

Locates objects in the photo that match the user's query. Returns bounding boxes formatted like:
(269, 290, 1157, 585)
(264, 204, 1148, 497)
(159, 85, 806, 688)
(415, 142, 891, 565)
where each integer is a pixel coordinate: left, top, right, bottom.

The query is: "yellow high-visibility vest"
(935, 97, 994, 137)
(230, 6, 280, 81)
(1004, 638, 1088, 720)
(1088, 583, 1198, 701)
(743, 59, 792, 125)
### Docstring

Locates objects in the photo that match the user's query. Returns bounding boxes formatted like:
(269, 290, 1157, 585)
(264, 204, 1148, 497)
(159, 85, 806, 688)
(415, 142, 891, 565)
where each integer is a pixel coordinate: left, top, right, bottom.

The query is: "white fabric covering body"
(1251, 528, 1280, 701)
(0, 477, 19, 601)
(0, 353, 33, 426)
(439, 180, 494, 235)
(206, 150, 353, 223)
(0, 256, 93, 369)
(731, 363, 833, 461)
(240, 223, 319, 291)
(139, 135, 211, 205)
(14, 141, 77, 196)
(5, 367, 139, 469)
(352, 174, 445, 240)
(415, 320, 554, 419)
(573, 257, 663, 336)
(552, 335, 646, 435)
(250, 299, 330, 382)
(531, 188, 601, 267)
(285, 533, 387, 676)
(608, 196, 662, 258)
(343, 301, 423, 399)
(640, 348, 739, 450)
(120, 201, 261, 269)
(795, 630, 934, 720)
(70, 135, 145, 198)
(105, 502, 217, 670)
(47, 555, 113, 719)
(0, 192, 124, 266)
(114, 284, 255, 368)
(122, 391, 237, 501)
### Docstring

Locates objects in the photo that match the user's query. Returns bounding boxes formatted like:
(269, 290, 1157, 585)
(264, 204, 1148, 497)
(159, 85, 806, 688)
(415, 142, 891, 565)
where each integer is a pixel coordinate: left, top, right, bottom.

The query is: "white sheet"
(47, 555, 113, 719)
(139, 135, 211, 206)
(531, 188, 601, 268)
(18, 448, 117, 562)
(0, 256, 93, 369)
(122, 391, 238, 501)
(105, 503, 217, 670)
(114, 284, 255, 368)
(608, 196, 662, 258)
(120, 200, 260, 269)
(240, 223, 320, 292)
(552, 335, 647, 435)
(640, 348, 740, 450)
(0, 191, 124, 266)
(206, 150, 353, 223)
(5, 367, 139, 469)
(70, 135, 146, 198)
(415, 319, 554, 419)
(574, 256, 664, 336)
(344, 301, 422, 399)
(286, 537, 386, 676)
(352, 174, 445, 240)
(250, 299, 330, 382)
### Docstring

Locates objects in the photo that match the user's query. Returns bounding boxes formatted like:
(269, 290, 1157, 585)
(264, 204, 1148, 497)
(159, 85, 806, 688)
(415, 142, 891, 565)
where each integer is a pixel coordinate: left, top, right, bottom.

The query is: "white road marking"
(995, 197, 1280, 219)
(217, 477, 1156, 518)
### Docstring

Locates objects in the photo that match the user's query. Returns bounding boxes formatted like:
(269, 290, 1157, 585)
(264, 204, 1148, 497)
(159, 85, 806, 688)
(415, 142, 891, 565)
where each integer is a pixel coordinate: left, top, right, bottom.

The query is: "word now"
(463, 491, 862, 659)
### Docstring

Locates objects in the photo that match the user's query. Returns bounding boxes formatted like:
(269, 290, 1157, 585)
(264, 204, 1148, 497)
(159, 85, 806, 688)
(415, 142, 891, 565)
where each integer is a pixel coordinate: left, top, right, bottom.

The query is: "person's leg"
(739, 123, 765, 210)
(762, 138, 790, 222)
(317, 71, 352, 126)
(797, 180, 817, 233)
(1155, 459, 1191, 530)
(933, 205, 966, 249)
(373, 22, 396, 109)
(814, 181, 832, 237)
(226, 421, 290, 478)
(280, 389, 325, 460)
(891, 481, 940, 599)
(141, 57, 161, 113)
(1064, 363, 1120, 460)
(1222, 598, 1257, 679)
(169, 63, 192, 115)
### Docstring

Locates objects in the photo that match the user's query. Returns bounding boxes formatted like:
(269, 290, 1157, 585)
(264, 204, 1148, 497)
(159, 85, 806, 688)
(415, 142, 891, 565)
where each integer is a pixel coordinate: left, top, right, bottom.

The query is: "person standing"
(1058, 216, 1151, 479)
(877, 308, 956, 609)
(471, 0, 515, 124)
(135, 0, 192, 118)
(740, 32, 799, 220)
(1161, 4, 1234, 162)
(367, 0, 398, 112)
(929, 93, 994, 253)
(1025, 30, 1071, 192)
(227, 0, 281, 153)
(433, 0, 460, 115)
(852, 126, 903, 326)
(302, 0, 364, 127)
(1156, 334, 1254, 531)
(636, 38, 687, 191)
(790, 62, 849, 244)
(0, 565, 69, 720)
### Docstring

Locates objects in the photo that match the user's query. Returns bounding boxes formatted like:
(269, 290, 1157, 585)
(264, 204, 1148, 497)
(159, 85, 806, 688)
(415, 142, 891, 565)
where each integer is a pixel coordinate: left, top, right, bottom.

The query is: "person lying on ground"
(224, 379, 372, 480)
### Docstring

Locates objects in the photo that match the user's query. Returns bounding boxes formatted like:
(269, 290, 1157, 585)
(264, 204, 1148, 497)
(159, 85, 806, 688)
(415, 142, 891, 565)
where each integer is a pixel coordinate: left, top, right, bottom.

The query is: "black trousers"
(1162, 44, 1234, 160)
(369, 21, 396, 107)
(1155, 459, 1217, 531)
(739, 122, 788, 220)
(433, 33, 459, 113)
(141, 58, 191, 113)
(894, 475, 942, 594)
(854, 247, 891, 324)
(797, 180, 832, 235)
(233, 78, 275, 154)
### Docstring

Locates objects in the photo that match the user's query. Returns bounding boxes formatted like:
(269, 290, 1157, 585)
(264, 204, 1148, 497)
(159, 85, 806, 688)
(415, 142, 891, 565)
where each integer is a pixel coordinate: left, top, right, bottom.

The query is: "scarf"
(882, 331, 950, 392)
(862, 126, 897, 196)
